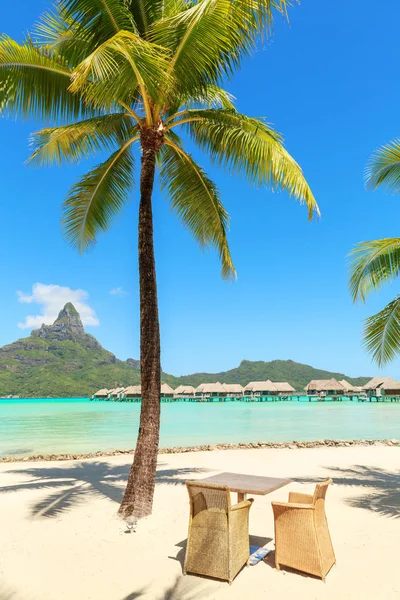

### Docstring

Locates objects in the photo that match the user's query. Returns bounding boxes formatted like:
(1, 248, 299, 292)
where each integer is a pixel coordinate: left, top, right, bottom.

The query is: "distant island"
(0, 303, 370, 397)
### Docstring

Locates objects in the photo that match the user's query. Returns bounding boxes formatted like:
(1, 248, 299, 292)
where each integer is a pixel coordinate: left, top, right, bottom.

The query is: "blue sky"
(1, 0, 400, 378)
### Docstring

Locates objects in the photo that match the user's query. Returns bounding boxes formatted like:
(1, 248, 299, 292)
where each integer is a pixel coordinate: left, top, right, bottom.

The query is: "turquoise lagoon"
(0, 397, 399, 458)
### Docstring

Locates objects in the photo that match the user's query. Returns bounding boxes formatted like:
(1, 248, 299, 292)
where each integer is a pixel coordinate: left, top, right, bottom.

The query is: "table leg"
(237, 492, 247, 503)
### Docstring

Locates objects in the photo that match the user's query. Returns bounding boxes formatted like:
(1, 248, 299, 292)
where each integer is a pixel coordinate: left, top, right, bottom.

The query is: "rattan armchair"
(184, 481, 253, 583)
(272, 478, 335, 580)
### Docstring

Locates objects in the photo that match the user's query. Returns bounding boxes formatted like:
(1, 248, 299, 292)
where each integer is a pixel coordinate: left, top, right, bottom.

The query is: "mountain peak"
(55, 303, 82, 327)
(32, 303, 86, 342)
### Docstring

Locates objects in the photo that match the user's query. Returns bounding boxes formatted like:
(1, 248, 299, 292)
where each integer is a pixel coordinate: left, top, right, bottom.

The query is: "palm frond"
(129, 0, 172, 36)
(151, 0, 289, 98)
(69, 30, 170, 113)
(32, 7, 96, 66)
(185, 84, 236, 111)
(164, 84, 236, 119)
(29, 113, 134, 166)
(349, 238, 400, 302)
(161, 137, 235, 279)
(62, 138, 137, 251)
(172, 108, 319, 219)
(0, 35, 88, 121)
(59, 0, 136, 41)
(365, 138, 400, 193)
(363, 297, 400, 367)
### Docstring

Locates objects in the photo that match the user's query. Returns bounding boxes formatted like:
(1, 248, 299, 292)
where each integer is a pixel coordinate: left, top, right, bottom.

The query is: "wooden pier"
(91, 393, 400, 403)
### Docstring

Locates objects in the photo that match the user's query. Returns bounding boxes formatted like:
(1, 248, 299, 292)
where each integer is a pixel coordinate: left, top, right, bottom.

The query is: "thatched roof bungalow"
(338, 379, 356, 394)
(160, 383, 174, 398)
(304, 379, 345, 395)
(174, 385, 196, 398)
(195, 382, 226, 397)
(273, 382, 296, 394)
(362, 376, 397, 395)
(380, 380, 400, 395)
(222, 383, 244, 396)
(93, 388, 110, 398)
(244, 380, 278, 396)
(108, 387, 126, 398)
(124, 385, 141, 398)
(244, 381, 294, 396)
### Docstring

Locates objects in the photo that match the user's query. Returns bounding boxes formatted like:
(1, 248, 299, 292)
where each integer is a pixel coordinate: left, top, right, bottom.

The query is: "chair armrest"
(288, 492, 313, 504)
(272, 501, 314, 511)
(230, 498, 254, 512)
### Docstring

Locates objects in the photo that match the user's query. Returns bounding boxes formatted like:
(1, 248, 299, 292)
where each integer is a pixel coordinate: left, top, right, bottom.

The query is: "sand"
(0, 445, 399, 600)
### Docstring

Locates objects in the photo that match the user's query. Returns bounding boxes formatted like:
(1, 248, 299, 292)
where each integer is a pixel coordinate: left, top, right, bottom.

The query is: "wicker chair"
(184, 481, 253, 583)
(272, 478, 335, 580)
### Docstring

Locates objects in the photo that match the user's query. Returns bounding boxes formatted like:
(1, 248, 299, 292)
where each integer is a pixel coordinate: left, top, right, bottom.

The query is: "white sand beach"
(1, 445, 399, 600)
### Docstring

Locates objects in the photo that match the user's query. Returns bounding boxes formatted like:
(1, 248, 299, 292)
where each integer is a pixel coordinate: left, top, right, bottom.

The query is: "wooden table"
(200, 472, 291, 502)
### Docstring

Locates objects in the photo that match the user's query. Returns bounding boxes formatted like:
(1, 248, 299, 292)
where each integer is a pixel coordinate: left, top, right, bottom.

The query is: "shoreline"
(1, 437, 398, 463)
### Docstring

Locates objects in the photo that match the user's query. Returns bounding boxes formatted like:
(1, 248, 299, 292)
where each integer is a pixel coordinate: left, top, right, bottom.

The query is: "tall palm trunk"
(118, 126, 162, 519)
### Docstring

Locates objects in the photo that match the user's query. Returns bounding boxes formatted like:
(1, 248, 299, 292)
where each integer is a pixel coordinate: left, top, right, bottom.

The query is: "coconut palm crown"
(0, 0, 318, 518)
(350, 139, 400, 367)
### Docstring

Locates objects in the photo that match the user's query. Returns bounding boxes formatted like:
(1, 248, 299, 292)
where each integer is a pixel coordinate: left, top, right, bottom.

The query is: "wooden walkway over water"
(92, 394, 400, 403)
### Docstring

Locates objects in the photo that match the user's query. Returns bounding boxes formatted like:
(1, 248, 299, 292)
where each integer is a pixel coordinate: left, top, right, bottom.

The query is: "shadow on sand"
(297, 465, 400, 519)
(1, 461, 209, 519)
(121, 574, 208, 600)
(0, 586, 18, 600)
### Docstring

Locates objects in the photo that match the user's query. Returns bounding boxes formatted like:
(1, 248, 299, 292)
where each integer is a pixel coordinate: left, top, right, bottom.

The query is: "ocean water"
(0, 398, 399, 458)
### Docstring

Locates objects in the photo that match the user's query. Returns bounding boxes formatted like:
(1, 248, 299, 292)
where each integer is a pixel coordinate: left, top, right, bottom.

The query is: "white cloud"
(17, 283, 99, 329)
(109, 287, 128, 296)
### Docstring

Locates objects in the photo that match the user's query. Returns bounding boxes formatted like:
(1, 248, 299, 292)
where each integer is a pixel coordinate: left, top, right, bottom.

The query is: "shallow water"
(0, 398, 399, 458)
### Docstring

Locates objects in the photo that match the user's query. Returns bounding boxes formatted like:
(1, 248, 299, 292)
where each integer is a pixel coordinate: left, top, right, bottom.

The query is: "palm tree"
(0, 0, 319, 518)
(350, 139, 400, 367)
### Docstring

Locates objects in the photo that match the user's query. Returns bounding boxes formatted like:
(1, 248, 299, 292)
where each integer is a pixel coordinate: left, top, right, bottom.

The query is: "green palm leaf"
(128, 0, 170, 36)
(151, 0, 288, 99)
(173, 108, 319, 219)
(69, 30, 170, 113)
(349, 238, 400, 302)
(365, 138, 400, 193)
(28, 113, 134, 166)
(62, 138, 137, 251)
(60, 0, 136, 41)
(32, 7, 97, 66)
(0, 35, 87, 121)
(363, 297, 400, 367)
(183, 84, 236, 111)
(161, 137, 235, 279)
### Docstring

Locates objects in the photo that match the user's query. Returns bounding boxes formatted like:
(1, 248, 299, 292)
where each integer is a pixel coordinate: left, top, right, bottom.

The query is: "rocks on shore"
(1, 438, 399, 463)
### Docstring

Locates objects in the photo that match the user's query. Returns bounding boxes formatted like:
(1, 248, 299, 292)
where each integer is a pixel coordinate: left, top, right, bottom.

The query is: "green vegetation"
(165, 359, 370, 391)
(0, 307, 369, 396)
(0, 311, 140, 398)
(349, 139, 400, 366)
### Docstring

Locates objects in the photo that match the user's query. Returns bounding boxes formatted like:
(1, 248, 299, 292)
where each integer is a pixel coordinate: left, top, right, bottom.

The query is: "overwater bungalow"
(173, 385, 196, 398)
(273, 382, 296, 395)
(338, 379, 358, 395)
(244, 380, 279, 397)
(362, 376, 397, 397)
(304, 379, 345, 397)
(160, 383, 174, 398)
(108, 387, 126, 400)
(124, 385, 141, 399)
(93, 388, 110, 399)
(380, 380, 400, 397)
(222, 383, 244, 397)
(195, 382, 226, 398)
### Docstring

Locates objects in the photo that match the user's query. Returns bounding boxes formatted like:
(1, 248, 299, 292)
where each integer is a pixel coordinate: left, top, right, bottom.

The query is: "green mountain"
(0, 303, 141, 397)
(0, 304, 370, 397)
(164, 360, 370, 391)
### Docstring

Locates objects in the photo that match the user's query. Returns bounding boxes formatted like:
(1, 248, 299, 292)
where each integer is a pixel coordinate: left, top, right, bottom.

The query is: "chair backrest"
(186, 481, 231, 517)
(312, 478, 332, 506)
